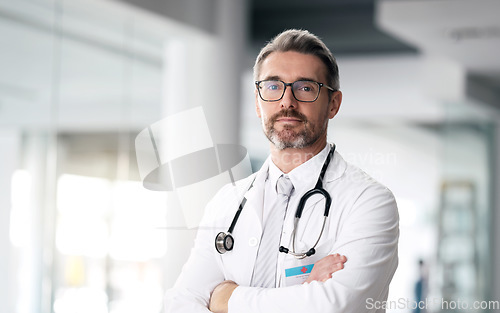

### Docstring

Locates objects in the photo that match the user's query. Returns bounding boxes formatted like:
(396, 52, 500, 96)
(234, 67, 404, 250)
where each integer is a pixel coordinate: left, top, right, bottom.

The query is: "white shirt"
(263, 144, 330, 226)
(262, 145, 331, 287)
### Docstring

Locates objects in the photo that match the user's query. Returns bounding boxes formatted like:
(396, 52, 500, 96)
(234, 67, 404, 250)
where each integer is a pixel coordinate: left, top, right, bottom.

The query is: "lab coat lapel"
(298, 150, 347, 222)
(287, 149, 348, 249)
(243, 158, 269, 229)
(322, 150, 347, 184)
(236, 159, 269, 286)
(292, 149, 347, 221)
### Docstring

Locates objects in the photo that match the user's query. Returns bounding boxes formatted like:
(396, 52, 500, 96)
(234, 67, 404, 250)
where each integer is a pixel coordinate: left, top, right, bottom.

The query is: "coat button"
(248, 237, 258, 247)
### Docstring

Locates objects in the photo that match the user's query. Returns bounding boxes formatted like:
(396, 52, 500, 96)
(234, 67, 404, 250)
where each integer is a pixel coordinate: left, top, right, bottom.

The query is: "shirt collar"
(267, 143, 331, 195)
(267, 156, 285, 195)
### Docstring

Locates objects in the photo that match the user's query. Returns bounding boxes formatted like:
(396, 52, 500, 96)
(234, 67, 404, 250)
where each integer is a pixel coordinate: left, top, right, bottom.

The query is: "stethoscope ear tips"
(215, 232, 234, 254)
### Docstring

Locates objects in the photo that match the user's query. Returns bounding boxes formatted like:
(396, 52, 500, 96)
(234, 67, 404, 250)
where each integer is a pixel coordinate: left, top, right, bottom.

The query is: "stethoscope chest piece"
(215, 232, 234, 254)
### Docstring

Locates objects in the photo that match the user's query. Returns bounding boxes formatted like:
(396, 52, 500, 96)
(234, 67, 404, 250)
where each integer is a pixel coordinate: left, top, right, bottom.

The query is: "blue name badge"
(283, 253, 321, 286)
(285, 264, 314, 277)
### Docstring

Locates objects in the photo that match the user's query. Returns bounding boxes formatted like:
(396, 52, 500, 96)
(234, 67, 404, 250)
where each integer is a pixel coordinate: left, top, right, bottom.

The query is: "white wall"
(0, 0, 250, 309)
(160, 0, 249, 289)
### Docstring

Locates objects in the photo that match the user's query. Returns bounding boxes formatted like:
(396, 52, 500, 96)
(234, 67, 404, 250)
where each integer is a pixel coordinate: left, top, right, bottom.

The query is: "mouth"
(276, 117, 303, 123)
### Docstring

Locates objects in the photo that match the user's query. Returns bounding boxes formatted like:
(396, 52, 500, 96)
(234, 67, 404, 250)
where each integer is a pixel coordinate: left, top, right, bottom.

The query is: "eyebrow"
(261, 75, 281, 81)
(260, 75, 320, 82)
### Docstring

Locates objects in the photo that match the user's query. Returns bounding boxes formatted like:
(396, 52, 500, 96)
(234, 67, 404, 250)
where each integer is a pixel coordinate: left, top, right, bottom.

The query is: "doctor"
(165, 29, 399, 313)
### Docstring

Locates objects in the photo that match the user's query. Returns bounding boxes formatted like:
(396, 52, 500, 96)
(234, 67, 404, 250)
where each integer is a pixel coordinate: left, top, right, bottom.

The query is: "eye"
(295, 81, 317, 93)
(262, 81, 282, 91)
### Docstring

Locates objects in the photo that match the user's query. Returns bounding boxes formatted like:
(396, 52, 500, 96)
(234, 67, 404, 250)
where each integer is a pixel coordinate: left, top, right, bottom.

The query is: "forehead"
(258, 51, 328, 82)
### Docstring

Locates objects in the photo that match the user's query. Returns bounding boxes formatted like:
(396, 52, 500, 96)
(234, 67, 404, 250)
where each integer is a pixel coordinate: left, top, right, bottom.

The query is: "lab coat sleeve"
(164, 187, 231, 313)
(228, 184, 399, 313)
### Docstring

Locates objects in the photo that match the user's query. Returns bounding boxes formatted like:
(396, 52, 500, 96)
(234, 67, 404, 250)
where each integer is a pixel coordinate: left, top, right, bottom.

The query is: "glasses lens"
(292, 81, 320, 102)
(258, 80, 284, 101)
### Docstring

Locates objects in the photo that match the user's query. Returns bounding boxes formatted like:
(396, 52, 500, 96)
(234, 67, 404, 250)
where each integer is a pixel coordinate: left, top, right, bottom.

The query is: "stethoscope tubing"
(215, 144, 336, 258)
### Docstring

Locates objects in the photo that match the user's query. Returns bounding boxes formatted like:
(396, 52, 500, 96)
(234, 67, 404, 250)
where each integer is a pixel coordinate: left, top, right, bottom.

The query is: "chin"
(271, 136, 308, 150)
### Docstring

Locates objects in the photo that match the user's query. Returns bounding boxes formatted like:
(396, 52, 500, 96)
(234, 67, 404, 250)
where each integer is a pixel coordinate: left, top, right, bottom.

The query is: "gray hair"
(253, 29, 340, 90)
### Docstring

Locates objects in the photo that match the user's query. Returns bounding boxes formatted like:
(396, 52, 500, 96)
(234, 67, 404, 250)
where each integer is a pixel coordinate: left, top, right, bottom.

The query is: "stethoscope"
(215, 144, 335, 259)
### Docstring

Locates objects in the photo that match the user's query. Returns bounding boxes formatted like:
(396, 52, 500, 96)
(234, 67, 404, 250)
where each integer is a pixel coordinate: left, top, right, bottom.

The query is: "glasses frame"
(255, 79, 336, 103)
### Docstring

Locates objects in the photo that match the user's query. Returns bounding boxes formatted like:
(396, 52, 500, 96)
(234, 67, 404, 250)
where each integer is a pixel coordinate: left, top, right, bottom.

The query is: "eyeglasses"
(255, 80, 335, 102)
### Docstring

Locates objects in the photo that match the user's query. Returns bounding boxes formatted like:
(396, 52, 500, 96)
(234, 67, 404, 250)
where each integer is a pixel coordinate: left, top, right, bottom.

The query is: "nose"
(280, 85, 297, 109)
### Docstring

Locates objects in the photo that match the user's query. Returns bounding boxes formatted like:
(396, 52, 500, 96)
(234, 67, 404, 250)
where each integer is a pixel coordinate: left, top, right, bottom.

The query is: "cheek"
(304, 107, 328, 125)
(255, 102, 262, 118)
(260, 112, 271, 126)
(256, 100, 269, 117)
(302, 108, 318, 121)
(258, 105, 274, 120)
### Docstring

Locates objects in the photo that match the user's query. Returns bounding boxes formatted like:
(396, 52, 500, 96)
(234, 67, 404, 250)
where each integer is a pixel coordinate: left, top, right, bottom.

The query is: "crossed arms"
(209, 253, 348, 313)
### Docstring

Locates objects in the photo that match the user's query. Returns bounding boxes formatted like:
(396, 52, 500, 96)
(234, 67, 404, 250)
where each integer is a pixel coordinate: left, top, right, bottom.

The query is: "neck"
(270, 137, 327, 174)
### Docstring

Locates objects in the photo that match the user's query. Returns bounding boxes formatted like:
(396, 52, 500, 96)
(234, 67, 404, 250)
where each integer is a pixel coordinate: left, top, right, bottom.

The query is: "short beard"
(262, 109, 324, 150)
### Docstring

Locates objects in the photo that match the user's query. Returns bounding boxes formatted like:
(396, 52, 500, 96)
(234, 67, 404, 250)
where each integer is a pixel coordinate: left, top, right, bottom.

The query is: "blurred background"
(1, 0, 499, 312)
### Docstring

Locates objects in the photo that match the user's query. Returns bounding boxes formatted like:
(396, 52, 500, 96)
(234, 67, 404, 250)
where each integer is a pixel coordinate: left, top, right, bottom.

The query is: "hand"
(304, 253, 347, 284)
(209, 280, 238, 313)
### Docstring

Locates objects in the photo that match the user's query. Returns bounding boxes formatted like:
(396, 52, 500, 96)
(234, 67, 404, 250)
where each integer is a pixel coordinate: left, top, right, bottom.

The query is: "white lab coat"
(165, 149, 399, 313)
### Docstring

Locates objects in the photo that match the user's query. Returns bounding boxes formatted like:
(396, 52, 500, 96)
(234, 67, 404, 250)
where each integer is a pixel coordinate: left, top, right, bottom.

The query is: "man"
(165, 29, 399, 313)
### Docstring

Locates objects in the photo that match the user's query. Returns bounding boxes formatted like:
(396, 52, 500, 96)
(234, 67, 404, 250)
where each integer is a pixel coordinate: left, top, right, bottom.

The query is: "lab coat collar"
(286, 143, 347, 194)
(286, 144, 330, 195)
(296, 143, 348, 187)
(322, 149, 348, 184)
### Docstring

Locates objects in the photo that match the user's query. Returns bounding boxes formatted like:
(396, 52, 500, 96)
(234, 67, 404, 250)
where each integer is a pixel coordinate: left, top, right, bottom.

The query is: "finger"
(329, 259, 345, 268)
(321, 273, 333, 282)
(328, 261, 344, 273)
(330, 255, 347, 265)
(330, 254, 347, 260)
(327, 254, 341, 262)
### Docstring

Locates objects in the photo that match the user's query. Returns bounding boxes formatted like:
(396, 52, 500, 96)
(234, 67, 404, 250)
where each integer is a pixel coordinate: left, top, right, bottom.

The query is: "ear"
(328, 90, 342, 119)
(255, 89, 262, 118)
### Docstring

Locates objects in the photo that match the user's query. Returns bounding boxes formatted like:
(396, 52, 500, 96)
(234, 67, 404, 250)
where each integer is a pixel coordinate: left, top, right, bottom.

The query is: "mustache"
(269, 109, 307, 124)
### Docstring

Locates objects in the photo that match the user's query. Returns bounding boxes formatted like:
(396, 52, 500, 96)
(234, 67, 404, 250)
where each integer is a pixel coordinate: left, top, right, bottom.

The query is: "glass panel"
(0, 1, 167, 312)
(437, 120, 494, 310)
